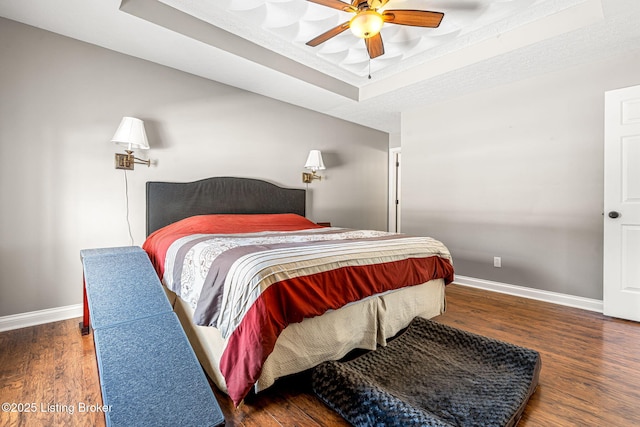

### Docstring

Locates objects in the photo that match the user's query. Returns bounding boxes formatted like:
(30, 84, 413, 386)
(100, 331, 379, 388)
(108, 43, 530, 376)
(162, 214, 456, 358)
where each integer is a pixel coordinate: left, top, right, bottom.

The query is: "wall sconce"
(111, 117, 150, 170)
(302, 149, 326, 183)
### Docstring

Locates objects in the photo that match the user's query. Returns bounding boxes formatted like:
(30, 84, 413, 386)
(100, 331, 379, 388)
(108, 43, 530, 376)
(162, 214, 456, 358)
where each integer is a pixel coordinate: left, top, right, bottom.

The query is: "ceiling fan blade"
(307, 0, 357, 13)
(365, 33, 384, 59)
(306, 22, 351, 47)
(382, 10, 444, 27)
(367, 0, 390, 9)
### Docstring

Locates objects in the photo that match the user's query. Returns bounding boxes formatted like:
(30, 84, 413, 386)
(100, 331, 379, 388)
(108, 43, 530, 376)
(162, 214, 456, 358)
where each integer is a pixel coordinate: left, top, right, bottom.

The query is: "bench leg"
(80, 274, 91, 335)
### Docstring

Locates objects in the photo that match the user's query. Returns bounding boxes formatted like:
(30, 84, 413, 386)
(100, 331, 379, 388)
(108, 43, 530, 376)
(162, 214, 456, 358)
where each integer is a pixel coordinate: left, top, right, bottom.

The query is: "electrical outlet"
(493, 257, 502, 268)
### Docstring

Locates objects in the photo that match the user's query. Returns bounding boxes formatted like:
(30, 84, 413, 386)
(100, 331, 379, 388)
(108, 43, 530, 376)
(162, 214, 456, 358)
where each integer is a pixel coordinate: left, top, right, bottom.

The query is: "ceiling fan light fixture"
(350, 10, 384, 39)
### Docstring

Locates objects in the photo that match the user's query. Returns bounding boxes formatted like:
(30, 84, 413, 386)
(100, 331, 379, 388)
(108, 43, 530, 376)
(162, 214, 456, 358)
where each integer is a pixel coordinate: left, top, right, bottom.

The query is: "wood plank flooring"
(0, 319, 103, 427)
(1, 283, 640, 426)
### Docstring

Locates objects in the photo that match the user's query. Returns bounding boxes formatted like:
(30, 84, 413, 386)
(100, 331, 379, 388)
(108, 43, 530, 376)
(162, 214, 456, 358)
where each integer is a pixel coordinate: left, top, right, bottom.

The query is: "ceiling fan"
(306, 0, 444, 59)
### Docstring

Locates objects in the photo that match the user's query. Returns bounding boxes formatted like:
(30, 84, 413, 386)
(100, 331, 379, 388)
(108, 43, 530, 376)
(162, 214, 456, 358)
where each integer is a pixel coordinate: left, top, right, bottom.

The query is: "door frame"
(388, 147, 401, 232)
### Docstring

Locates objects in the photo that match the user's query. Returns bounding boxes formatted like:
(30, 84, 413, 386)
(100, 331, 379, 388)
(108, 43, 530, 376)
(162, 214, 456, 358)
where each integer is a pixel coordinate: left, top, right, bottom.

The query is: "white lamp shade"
(111, 117, 149, 150)
(304, 150, 326, 172)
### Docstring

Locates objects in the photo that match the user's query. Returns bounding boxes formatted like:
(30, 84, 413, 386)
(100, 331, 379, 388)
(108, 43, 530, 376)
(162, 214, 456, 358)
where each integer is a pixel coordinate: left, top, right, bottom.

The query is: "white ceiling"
(1, 0, 639, 133)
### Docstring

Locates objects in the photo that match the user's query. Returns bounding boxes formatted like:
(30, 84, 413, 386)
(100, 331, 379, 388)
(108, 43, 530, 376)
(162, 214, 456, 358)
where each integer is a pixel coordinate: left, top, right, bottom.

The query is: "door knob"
(608, 211, 620, 219)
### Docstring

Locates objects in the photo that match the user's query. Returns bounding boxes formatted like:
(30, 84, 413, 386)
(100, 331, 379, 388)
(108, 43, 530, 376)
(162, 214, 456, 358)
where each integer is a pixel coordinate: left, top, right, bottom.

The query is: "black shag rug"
(311, 317, 541, 427)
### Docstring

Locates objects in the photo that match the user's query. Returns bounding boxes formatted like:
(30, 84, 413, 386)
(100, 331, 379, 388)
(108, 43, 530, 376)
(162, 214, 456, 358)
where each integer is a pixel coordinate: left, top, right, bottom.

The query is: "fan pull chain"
(368, 59, 372, 79)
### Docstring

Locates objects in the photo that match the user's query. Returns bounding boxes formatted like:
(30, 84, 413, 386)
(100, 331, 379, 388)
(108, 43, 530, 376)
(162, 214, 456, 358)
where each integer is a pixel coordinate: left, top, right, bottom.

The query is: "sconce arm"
(115, 150, 150, 170)
(302, 171, 322, 184)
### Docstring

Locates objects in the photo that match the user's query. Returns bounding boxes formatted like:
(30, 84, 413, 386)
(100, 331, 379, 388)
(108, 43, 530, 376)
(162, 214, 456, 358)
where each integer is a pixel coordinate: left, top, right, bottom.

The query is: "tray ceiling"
(2, 0, 639, 132)
(159, 0, 587, 80)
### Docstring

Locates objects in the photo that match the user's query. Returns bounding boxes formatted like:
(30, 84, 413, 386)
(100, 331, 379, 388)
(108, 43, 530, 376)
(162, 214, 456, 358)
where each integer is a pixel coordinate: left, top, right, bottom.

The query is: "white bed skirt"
(166, 279, 446, 395)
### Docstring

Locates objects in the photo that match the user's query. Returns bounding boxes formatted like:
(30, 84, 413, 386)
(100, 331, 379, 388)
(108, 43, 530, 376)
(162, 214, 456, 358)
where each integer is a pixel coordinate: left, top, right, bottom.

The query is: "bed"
(142, 177, 454, 406)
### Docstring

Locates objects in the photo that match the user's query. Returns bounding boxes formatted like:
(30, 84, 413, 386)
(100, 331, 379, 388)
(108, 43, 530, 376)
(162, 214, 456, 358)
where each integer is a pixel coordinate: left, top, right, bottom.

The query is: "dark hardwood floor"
(1, 284, 640, 426)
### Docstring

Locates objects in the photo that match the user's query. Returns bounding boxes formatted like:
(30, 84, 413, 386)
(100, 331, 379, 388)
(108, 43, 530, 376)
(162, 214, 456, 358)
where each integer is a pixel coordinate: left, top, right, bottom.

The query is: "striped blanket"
(144, 215, 454, 406)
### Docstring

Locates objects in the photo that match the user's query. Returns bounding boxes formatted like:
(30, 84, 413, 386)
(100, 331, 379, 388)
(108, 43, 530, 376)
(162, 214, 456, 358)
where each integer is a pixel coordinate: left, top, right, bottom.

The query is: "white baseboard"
(0, 304, 83, 333)
(0, 277, 603, 332)
(453, 275, 604, 313)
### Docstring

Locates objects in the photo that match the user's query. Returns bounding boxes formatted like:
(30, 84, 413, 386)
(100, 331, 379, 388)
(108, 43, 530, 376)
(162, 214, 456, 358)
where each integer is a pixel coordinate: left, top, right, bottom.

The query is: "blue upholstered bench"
(80, 246, 225, 427)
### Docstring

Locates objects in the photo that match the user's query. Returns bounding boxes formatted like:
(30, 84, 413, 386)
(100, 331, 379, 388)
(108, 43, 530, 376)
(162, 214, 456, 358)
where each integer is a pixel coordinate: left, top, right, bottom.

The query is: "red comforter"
(144, 213, 325, 278)
(143, 214, 454, 406)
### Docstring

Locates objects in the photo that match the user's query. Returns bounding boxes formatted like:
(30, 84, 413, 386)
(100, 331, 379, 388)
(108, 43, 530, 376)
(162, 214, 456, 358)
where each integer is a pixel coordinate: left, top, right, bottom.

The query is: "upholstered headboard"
(146, 177, 306, 236)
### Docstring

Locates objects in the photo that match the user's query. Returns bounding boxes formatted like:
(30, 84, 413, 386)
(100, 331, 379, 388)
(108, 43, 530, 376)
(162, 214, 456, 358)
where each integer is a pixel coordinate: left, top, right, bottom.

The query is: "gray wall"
(401, 49, 640, 300)
(0, 18, 389, 318)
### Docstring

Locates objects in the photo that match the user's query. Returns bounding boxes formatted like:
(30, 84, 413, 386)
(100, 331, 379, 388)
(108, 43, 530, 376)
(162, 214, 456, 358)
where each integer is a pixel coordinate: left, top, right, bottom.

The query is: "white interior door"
(603, 84, 640, 321)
